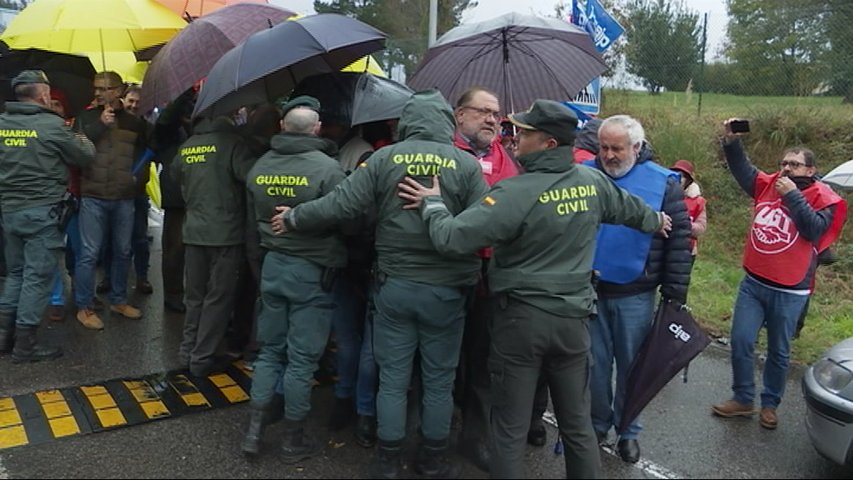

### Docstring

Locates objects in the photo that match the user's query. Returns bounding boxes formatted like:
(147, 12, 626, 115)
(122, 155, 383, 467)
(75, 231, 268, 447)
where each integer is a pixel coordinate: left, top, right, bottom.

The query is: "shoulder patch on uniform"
(483, 196, 496, 206)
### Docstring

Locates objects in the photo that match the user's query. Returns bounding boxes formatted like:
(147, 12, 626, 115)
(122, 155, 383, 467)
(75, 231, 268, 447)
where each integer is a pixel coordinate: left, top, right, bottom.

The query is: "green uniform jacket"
(247, 133, 347, 268)
(0, 102, 95, 212)
(420, 145, 664, 317)
(173, 117, 255, 246)
(285, 90, 488, 287)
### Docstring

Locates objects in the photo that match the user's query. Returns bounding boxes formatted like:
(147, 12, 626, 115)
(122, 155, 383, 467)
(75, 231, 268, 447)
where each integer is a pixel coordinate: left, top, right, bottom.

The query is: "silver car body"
(802, 337, 853, 465)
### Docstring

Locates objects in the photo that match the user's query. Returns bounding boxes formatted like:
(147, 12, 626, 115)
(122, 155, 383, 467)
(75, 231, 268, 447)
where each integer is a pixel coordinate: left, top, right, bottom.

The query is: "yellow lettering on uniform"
(266, 186, 297, 197)
(555, 200, 590, 216)
(4, 138, 26, 147)
(0, 129, 37, 138)
(179, 145, 217, 156)
(184, 155, 206, 164)
(446, 159, 457, 169)
(254, 176, 309, 186)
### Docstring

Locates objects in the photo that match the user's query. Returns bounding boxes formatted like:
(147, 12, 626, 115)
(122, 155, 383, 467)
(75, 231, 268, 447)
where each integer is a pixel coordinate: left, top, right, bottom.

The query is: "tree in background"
(313, 0, 477, 79)
(623, 0, 702, 94)
(724, 0, 828, 96)
(825, 0, 853, 103)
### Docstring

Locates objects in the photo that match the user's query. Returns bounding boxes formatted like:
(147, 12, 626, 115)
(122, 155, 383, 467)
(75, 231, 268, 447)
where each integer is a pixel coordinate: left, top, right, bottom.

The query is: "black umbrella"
(617, 299, 711, 436)
(290, 72, 412, 127)
(192, 13, 386, 117)
(407, 12, 607, 114)
(0, 48, 95, 116)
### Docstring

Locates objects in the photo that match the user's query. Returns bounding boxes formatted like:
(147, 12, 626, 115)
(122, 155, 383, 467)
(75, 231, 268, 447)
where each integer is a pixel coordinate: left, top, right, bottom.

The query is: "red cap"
(670, 159, 695, 180)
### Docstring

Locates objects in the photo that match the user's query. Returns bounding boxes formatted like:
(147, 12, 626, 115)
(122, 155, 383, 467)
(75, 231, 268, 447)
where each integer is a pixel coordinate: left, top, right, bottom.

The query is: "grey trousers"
(179, 244, 243, 370)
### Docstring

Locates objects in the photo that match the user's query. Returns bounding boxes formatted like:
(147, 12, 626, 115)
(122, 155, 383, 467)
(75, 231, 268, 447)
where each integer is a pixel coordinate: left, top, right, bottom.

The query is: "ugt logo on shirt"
(750, 201, 799, 254)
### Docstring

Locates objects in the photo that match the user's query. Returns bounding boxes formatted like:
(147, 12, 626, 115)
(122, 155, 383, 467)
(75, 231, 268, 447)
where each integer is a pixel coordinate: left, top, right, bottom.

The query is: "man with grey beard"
(583, 115, 693, 464)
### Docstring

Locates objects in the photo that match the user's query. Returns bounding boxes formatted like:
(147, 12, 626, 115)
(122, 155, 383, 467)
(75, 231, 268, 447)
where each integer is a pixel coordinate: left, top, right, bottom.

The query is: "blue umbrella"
(193, 13, 386, 117)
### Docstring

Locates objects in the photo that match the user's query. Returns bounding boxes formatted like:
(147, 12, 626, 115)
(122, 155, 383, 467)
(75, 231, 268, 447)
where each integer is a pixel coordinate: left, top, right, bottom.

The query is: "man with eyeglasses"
(711, 118, 847, 430)
(452, 88, 550, 470)
(73, 71, 148, 330)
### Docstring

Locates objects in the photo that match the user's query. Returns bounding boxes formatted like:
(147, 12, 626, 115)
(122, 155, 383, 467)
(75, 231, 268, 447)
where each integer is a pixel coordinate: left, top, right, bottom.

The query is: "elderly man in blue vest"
(584, 115, 693, 463)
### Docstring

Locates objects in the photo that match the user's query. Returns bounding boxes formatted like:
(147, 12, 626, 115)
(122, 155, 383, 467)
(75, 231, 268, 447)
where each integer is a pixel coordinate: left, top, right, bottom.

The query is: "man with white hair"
(241, 96, 347, 464)
(584, 115, 693, 463)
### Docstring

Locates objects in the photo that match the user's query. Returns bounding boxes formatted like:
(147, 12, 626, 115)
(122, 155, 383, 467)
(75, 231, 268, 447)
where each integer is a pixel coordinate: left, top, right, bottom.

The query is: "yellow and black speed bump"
(0, 360, 253, 451)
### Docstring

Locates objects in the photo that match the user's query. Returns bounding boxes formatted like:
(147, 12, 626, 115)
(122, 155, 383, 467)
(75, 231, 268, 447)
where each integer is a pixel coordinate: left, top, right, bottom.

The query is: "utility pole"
(428, 0, 438, 47)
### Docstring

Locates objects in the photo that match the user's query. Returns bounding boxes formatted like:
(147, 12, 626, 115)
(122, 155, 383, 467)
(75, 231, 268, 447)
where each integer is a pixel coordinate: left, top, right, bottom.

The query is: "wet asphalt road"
(1, 235, 852, 478)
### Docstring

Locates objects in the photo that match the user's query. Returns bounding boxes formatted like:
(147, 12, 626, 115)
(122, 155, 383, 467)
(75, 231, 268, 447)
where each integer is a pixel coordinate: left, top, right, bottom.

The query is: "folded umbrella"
(408, 12, 607, 114)
(141, 2, 296, 114)
(617, 299, 711, 436)
(193, 13, 386, 118)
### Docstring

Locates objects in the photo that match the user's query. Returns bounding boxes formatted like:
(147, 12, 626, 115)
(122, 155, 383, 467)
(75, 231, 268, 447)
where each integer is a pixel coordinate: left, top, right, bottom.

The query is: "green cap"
(11, 70, 50, 89)
(277, 95, 321, 117)
(509, 100, 578, 145)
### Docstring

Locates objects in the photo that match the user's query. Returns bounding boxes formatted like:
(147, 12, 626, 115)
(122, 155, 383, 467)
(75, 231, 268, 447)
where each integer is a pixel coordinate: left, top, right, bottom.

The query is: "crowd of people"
(0, 67, 847, 478)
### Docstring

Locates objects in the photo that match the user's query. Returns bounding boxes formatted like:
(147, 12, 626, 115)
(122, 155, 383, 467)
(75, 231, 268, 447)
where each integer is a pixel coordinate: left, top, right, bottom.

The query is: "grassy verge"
(601, 90, 853, 364)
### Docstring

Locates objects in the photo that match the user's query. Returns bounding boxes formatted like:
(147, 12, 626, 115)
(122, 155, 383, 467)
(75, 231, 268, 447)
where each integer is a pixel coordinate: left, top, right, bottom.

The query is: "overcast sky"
(272, 0, 729, 59)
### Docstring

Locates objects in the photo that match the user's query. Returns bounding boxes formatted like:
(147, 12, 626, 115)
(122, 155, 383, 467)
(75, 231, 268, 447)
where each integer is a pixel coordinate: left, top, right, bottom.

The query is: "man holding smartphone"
(711, 118, 847, 429)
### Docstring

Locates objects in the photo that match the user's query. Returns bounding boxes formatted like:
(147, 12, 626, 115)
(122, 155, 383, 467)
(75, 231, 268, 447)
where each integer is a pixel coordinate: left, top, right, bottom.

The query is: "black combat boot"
(11, 325, 62, 363)
(0, 311, 14, 354)
(367, 439, 403, 479)
(414, 437, 461, 479)
(241, 400, 270, 455)
(281, 419, 322, 464)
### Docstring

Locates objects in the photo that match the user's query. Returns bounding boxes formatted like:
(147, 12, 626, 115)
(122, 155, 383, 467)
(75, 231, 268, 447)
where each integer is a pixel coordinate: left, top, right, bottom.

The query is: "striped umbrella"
(408, 12, 607, 115)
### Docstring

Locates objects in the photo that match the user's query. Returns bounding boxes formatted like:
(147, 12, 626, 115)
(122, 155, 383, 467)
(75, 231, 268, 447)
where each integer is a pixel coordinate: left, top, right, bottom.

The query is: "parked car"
(803, 337, 853, 465)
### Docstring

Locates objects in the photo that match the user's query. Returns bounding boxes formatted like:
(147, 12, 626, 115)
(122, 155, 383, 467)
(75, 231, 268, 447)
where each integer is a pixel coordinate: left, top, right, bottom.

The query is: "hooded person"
(271, 90, 489, 479)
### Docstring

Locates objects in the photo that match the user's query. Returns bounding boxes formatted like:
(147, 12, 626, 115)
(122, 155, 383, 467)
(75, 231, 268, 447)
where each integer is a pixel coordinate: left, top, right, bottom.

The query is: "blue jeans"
(0, 204, 63, 327)
(356, 295, 378, 416)
(101, 195, 150, 281)
(331, 276, 364, 399)
(590, 290, 656, 440)
(75, 197, 134, 308)
(730, 275, 808, 409)
(65, 212, 80, 276)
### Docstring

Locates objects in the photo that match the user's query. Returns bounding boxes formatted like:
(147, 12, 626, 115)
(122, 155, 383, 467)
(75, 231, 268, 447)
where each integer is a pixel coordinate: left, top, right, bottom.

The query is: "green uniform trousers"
(373, 276, 467, 443)
(180, 244, 243, 371)
(488, 296, 601, 479)
(0, 204, 62, 327)
(250, 252, 334, 422)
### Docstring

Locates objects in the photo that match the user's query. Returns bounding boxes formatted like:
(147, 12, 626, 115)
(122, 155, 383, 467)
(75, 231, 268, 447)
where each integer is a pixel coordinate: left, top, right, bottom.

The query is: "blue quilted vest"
(584, 159, 676, 284)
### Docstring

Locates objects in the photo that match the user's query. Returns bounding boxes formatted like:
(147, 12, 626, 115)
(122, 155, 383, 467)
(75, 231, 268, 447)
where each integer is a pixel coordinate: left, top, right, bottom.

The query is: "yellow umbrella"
(84, 52, 148, 84)
(0, 0, 186, 59)
(342, 55, 386, 77)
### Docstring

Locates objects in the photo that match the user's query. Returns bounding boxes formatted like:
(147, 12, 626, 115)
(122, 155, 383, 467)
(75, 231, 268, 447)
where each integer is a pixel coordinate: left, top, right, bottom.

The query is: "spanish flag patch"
(483, 196, 496, 206)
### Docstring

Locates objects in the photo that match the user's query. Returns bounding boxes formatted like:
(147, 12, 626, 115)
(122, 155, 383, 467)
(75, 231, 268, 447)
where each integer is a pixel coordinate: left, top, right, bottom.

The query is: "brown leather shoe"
(711, 399, 755, 417)
(76, 309, 104, 330)
(110, 304, 142, 319)
(759, 407, 778, 429)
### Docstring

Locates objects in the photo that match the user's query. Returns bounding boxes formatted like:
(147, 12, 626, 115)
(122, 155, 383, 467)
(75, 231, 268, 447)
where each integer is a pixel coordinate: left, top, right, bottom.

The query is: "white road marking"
(541, 411, 681, 480)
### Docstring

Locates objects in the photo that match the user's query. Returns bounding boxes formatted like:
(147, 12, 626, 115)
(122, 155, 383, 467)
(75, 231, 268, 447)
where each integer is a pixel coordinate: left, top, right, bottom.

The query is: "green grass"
(600, 90, 853, 364)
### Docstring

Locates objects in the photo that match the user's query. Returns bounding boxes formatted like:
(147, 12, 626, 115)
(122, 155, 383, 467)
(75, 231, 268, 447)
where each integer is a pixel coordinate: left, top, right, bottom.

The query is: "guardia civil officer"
(271, 90, 489, 479)
(241, 96, 346, 463)
(172, 114, 255, 377)
(0, 70, 95, 362)
(396, 100, 672, 479)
